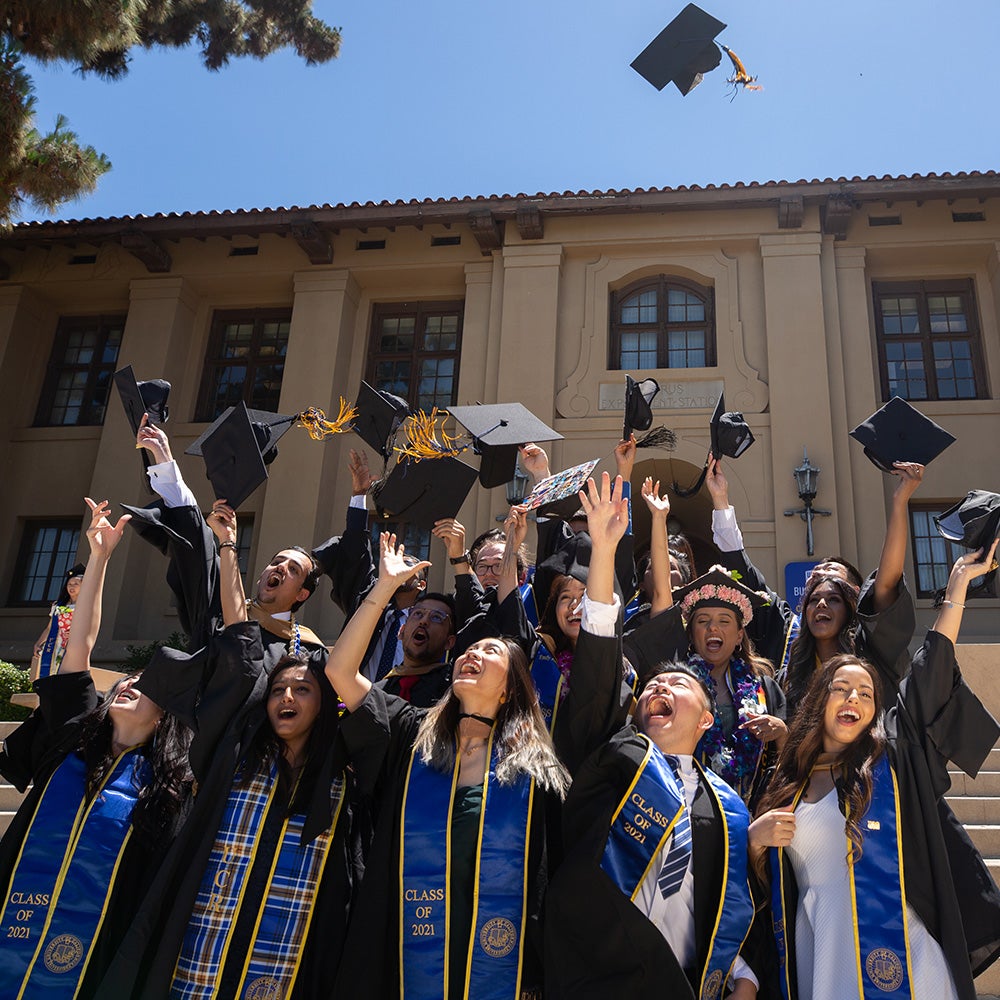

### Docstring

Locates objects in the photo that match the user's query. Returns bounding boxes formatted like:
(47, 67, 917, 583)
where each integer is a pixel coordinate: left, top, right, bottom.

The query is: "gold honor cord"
(296, 398, 358, 440)
(395, 409, 469, 462)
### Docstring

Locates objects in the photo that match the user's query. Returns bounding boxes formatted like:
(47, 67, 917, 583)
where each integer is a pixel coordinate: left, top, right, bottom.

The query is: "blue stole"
(770, 755, 914, 999)
(600, 736, 754, 999)
(530, 643, 564, 735)
(780, 613, 800, 672)
(171, 759, 345, 1000)
(0, 747, 148, 997)
(399, 735, 534, 1000)
(36, 608, 68, 680)
(518, 581, 539, 630)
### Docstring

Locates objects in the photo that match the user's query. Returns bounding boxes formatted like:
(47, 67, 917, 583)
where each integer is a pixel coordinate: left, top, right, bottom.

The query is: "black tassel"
(635, 426, 677, 451)
(671, 463, 708, 498)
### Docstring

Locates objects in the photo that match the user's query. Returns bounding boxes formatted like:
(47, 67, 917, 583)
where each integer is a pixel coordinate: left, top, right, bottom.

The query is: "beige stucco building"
(0, 171, 997, 667)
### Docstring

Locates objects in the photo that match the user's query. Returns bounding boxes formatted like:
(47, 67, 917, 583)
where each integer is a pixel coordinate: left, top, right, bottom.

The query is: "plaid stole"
(170, 761, 343, 999)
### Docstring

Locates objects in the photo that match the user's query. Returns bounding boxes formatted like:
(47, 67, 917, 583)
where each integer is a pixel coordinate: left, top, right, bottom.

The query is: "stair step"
(965, 827, 1000, 856)
(0, 720, 22, 740)
(0, 784, 25, 810)
(948, 798, 1000, 824)
(949, 772, 1000, 797)
(0, 810, 14, 837)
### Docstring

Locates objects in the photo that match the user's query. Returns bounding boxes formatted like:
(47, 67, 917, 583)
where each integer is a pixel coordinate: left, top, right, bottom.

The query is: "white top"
(785, 787, 958, 1000)
(711, 506, 744, 553)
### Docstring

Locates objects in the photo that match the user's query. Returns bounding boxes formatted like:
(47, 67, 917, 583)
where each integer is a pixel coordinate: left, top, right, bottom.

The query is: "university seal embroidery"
(479, 916, 517, 958)
(703, 969, 725, 999)
(244, 976, 282, 1000)
(43, 933, 84, 974)
(865, 948, 904, 991)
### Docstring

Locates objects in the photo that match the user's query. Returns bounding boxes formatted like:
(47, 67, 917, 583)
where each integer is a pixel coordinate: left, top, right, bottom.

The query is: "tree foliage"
(1, 1, 341, 222)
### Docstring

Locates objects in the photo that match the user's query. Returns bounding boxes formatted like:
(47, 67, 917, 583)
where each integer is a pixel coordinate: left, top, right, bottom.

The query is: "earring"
(499, 692, 506, 705)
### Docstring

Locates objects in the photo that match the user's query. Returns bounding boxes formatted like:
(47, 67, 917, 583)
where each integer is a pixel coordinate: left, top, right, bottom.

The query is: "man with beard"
(374, 592, 456, 707)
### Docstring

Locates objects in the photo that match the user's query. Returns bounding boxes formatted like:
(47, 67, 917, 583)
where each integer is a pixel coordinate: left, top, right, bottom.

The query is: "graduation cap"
(849, 397, 956, 473)
(672, 565, 770, 625)
(372, 455, 479, 530)
(623, 376, 660, 441)
(445, 403, 563, 489)
(114, 365, 170, 434)
(935, 490, 1000, 593)
(352, 381, 412, 463)
(671, 392, 754, 497)
(185, 403, 296, 508)
(631, 3, 727, 95)
(523, 459, 600, 521)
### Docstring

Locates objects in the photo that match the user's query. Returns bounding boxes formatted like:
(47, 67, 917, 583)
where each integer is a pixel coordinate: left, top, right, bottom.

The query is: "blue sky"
(19, 0, 1000, 221)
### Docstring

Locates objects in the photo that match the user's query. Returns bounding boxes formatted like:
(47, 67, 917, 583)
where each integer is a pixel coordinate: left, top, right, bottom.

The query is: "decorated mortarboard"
(372, 455, 479, 530)
(631, 3, 726, 95)
(935, 490, 1000, 594)
(114, 365, 170, 434)
(522, 459, 600, 521)
(352, 381, 413, 463)
(849, 397, 955, 472)
(671, 565, 769, 626)
(445, 402, 563, 489)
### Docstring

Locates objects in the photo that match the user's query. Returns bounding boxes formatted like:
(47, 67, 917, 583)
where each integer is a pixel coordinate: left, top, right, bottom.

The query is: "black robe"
(544, 727, 766, 999)
(376, 661, 451, 707)
(769, 630, 1000, 999)
(97, 622, 355, 1000)
(334, 686, 561, 998)
(0, 673, 179, 999)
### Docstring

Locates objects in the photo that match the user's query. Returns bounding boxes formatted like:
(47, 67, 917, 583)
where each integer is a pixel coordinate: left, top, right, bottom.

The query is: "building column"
(759, 234, 841, 569)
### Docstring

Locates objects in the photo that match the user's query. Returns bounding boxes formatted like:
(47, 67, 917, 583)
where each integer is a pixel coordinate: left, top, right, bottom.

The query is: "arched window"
(609, 275, 715, 370)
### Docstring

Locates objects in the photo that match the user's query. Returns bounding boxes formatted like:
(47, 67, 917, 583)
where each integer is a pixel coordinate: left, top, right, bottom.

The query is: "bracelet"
(450, 552, 471, 566)
(362, 598, 382, 609)
(944, 599, 966, 609)
(219, 540, 238, 552)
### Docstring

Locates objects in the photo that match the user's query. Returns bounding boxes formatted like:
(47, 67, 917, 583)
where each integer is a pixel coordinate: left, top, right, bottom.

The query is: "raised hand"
(432, 517, 466, 560)
(135, 412, 173, 464)
(208, 499, 237, 544)
(705, 457, 730, 510)
(641, 476, 670, 519)
(580, 472, 629, 550)
(378, 532, 431, 590)
(614, 435, 637, 481)
(518, 442, 550, 482)
(84, 498, 131, 559)
(891, 461, 924, 501)
(504, 504, 529, 551)
(349, 448, 377, 495)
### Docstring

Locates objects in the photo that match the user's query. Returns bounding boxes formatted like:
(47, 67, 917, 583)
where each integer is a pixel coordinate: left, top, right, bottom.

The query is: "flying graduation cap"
(351, 381, 413, 464)
(631, 3, 726, 95)
(114, 365, 172, 488)
(934, 490, 1000, 595)
(373, 455, 480, 529)
(672, 392, 755, 497)
(848, 397, 956, 472)
(622, 376, 677, 450)
(445, 402, 563, 488)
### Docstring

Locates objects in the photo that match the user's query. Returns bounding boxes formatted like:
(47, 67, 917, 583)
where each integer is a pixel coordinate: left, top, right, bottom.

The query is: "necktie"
(375, 607, 404, 681)
(657, 754, 692, 899)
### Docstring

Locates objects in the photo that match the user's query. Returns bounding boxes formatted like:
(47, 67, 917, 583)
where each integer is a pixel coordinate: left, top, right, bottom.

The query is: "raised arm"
(206, 500, 246, 626)
(640, 477, 673, 615)
(932, 538, 999, 644)
(581, 472, 630, 606)
(325, 533, 430, 712)
(871, 462, 923, 612)
(497, 505, 529, 606)
(60, 499, 131, 674)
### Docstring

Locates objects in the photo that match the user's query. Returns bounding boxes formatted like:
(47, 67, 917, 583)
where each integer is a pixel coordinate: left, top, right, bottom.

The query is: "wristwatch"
(449, 552, 471, 565)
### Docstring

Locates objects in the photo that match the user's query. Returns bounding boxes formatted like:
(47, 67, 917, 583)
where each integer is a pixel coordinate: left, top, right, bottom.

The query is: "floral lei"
(556, 649, 574, 700)
(689, 655, 766, 791)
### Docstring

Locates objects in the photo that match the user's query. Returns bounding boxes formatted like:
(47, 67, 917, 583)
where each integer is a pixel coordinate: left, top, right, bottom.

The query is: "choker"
(457, 712, 496, 727)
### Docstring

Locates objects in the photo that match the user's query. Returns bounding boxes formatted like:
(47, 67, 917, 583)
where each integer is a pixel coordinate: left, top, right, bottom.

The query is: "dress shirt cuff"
(711, 506, 744, 553)
(349, 494, 368, 510)
(581, 591, 621, 638)
(147, 460, 199, 508)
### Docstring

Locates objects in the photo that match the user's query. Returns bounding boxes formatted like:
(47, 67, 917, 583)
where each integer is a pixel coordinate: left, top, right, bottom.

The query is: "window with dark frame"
(909, 505, 990, 600)
(196, 309, 291, 422)
(9, 520, 81, 606)
(873, 280, 987, 401)
(369, 520, 431, 562)
(35, 315, 125, 426)
(366, 301, 463, 411)
(609, 276, 715, 371)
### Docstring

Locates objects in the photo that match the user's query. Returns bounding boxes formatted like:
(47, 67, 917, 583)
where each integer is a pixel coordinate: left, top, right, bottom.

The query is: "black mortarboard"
(623, 376, 660, 441)
(935, 490, 1000, 593)
(538, 533, 592, 585)
(114, 365, 171, 434)
(711, 393, 754, 461)
(672, 565, 770, 625)
(372, 456, 479, 530)
(849, 397, 956, 472)
(631, 3, 726, 95)
(352, 381, 412, 462)
(186, 402, 295, 508)
(523, 459, 600, 521)
(65, 562, 86, 580)
(445, 403, 563, 489)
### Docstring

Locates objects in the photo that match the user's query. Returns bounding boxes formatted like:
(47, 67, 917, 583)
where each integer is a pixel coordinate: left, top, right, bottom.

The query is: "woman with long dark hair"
(328, 531, 570, 1000)
(30, 561, 85, 680)
(0, 500, 192, 999)
(751, 541, 1000, 1000)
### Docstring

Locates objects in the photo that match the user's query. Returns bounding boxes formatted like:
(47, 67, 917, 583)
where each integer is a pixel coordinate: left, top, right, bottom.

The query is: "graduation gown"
(769, 630, 1000, 999)
(0, 673, 178, 999)
(544, 727, 765, 999)
(334, 686, 560, 999)
(97, 622, 355, 1000)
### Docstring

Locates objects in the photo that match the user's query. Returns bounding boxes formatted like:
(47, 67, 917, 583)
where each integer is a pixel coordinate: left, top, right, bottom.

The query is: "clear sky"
(18, 0, 1000, 222)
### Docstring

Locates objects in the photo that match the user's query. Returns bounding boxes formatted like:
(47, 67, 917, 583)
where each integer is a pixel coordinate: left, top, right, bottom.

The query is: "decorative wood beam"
(821, 195, 853, 241)
(516, 206, 544, 240)
(777, 196, 803, 229)
(120, 230, 172, 272)
(468, 210, 502, 255)
(290, 221, 334, 264)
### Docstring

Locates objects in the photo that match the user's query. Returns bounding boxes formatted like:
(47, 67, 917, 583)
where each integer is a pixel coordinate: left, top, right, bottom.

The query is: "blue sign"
(784, 561, 820, 610)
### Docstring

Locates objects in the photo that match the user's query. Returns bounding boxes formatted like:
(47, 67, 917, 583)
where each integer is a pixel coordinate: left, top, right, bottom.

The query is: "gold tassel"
(296, 398, 359, 441)
(395, 408, 468, 461)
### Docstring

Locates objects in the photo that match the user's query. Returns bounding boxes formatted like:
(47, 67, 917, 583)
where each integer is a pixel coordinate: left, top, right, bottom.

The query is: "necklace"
(459, 740, 488, 757)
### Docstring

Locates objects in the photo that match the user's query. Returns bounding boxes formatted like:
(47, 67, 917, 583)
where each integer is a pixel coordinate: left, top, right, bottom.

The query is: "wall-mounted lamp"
(496, 461, 532, 521)
(783, 449, 832, 556)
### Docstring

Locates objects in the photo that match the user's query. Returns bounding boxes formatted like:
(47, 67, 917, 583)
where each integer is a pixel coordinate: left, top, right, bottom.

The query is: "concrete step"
(950, 771, 1000, 797)
(965, 826, 1000, 857)
(948, 797, 1000, 824)
(0, 810, 13, 836)
(0, 784, 25, 810)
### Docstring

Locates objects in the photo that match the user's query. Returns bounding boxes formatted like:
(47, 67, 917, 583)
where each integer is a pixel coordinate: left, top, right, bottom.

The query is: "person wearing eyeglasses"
(750, 541, 1000, 1000)
(375, 592, 457, 707)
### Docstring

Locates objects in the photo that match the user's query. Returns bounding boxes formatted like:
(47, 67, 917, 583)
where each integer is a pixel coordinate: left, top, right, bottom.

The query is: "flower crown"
(679, 573, 758, 625)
